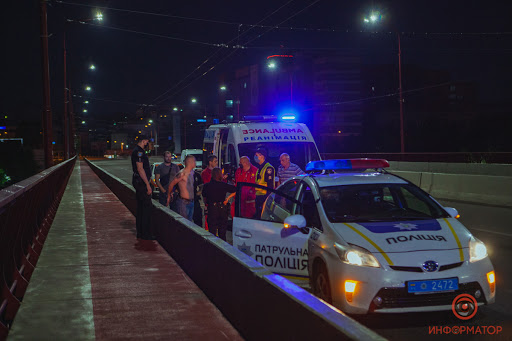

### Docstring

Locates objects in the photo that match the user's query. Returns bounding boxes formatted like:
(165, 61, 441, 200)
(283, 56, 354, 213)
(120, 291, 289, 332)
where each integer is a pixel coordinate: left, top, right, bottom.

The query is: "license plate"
(407, 278, 458, 293)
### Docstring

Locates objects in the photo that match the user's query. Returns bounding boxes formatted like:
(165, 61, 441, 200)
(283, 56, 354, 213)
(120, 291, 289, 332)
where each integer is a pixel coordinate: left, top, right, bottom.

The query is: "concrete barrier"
(85, 159, 385, 341)
(391, 170, 512, 208)
(389, 161, 512, 177)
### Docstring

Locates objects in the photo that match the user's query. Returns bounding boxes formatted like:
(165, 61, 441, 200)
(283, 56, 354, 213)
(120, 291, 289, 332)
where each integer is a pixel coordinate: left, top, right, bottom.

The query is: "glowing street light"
(191, 98, 197, 103)
(95, 12, 103, 21)
(85, 86, 92, 91)
(81, 121, 86, 124)
(148, 119, 153, 123)
(220, 85, 227, 91)
(83, 109, 87, 113)
(173, 107, 178, 111)
(267, 61, 276, 69)
(84, 100, 89, 104)
(89, 64, 96, 70)
(363, 11, 381, 24)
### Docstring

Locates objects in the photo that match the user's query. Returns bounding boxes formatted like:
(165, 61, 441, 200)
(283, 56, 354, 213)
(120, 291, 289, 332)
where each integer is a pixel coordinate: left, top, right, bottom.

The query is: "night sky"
(2, 0, 511, 124)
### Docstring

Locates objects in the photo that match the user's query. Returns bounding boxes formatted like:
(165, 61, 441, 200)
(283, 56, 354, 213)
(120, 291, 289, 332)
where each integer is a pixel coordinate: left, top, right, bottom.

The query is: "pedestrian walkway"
(8, 161, 242, 340)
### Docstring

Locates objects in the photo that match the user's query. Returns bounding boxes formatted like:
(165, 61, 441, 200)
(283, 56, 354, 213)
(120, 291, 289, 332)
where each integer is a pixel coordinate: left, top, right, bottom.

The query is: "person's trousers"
(133, 178, 152, 239)
(255, 195, 267, 219)
(207, 205, 228, 241)
(176, 197, 194, 221)
(193, 199, 203, 226)
(158, 192, 168, 207)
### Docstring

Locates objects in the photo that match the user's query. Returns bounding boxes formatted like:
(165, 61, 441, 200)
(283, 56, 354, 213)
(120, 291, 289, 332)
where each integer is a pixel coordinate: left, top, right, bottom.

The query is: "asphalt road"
(91, 158, 512, 340)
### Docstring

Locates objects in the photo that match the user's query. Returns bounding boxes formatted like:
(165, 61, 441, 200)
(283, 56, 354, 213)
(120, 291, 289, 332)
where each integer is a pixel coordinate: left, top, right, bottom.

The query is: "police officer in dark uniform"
(202, 168, 236, 241)
(131, 135, 153, 240)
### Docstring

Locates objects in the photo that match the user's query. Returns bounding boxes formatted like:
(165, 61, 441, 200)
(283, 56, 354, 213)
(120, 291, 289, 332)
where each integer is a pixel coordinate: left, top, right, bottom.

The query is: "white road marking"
(470, 227, 512, 238)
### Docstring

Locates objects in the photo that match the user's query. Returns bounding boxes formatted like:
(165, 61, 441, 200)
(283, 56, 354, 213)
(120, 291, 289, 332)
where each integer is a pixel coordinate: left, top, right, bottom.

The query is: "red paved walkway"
(80, 161, 242, 340)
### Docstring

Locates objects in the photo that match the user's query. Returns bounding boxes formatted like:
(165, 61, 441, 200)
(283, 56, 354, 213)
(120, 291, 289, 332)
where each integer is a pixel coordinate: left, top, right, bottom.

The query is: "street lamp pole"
(39, 0, 53, 168)
(397, 32, 404, 153)
(63, 32, 69, 160)
(364, 11, 405, 153)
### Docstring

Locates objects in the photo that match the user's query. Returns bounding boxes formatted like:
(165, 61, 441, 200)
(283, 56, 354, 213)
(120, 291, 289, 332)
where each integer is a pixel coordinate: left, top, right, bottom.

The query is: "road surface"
(92, 158, 512, 340)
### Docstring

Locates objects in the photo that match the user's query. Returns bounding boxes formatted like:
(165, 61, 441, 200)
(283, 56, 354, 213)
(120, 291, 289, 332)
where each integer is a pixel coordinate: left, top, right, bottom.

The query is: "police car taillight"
(305, 159, 390, 172)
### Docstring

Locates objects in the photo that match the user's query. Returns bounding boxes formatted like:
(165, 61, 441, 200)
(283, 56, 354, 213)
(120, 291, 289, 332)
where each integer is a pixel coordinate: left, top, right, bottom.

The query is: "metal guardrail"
(0, 157, 76, 339)
(85, 158, 386, 341)
(321, 152, 512, 164)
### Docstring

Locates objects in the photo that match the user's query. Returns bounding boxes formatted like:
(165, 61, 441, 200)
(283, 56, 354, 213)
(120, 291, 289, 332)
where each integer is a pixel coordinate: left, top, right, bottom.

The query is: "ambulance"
(202, 116, 321, 177)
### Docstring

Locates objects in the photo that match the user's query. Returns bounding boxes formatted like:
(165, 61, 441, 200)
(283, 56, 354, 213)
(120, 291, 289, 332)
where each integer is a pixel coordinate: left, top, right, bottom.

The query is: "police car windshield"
(320, 183, 450, 223)
(238, 142, 320, 170)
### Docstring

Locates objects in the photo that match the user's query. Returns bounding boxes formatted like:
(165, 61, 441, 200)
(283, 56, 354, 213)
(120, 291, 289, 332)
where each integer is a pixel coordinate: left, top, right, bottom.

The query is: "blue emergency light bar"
(280, 114, 296, 121)
(196, 119, 207, 123)
(306, 159, 390, 172)
(0, 126, 6, 130)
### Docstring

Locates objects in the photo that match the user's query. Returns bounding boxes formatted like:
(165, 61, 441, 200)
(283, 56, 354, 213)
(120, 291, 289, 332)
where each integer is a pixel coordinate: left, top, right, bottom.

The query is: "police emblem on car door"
(233, 182, 310, 282)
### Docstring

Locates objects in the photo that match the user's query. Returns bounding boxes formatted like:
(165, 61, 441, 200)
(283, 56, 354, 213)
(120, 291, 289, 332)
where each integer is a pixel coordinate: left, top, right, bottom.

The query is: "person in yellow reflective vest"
(254, 149, 275, 218)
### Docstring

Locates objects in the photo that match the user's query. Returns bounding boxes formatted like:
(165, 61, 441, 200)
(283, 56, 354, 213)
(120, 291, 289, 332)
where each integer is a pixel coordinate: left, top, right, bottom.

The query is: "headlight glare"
(335, 243, 380, 268)
(469, 236, 488, 262)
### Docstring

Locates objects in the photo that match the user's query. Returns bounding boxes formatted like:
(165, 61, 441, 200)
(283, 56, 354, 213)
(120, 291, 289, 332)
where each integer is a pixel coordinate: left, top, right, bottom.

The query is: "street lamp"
(220, 85, 227, 91)
(364, 10, 404, 153)
(267, 61, 276, 69)
(83, 109, 87, 113)
(81, 121, 86, 124)
(95, 12, 103, 21)
(89, 64, 96, 70)
(85, 86, 92, 91)
(191, 98, 197, 103)
(84, 100, 89, 104)
(173, 107, 178, 111)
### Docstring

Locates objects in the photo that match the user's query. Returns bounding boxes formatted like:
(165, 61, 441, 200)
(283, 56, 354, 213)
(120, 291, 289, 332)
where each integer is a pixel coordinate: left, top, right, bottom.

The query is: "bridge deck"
(9, 161, 242, 340)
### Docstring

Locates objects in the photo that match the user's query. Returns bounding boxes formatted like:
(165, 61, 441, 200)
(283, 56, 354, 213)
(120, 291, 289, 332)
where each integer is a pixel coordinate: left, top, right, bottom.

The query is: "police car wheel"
(313, 262, 332, 304)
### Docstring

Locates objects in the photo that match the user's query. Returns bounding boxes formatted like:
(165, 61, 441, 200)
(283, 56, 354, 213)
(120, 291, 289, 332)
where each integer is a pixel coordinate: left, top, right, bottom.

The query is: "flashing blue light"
(52, 141, 56, 145)
(213, 118, 219, 124)
(196, 119, 207, 123)
(306, 159, 390, 172)
(306, 160, 351, 171)
(280, 114, 296, 121)
(0, 126, 6, 130)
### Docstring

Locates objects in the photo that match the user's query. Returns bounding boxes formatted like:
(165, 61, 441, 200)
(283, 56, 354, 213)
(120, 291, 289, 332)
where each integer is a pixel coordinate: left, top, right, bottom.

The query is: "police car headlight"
(335, 243, 380, 268)
(469, 236, 488, 263)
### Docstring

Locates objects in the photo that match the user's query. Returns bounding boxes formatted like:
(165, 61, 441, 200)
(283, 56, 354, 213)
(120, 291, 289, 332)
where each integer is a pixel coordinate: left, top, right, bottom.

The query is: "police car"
(232, 159, 495, 314)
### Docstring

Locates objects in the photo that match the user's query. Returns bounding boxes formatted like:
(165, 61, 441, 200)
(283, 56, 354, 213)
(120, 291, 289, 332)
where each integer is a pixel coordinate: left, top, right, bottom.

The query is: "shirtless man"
(166, 155, 196, 221)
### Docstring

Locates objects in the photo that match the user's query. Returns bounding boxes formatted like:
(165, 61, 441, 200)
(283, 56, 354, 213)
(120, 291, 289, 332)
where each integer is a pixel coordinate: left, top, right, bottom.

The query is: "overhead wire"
(155, 0, 323, 105)
(150, 0, 298, 104)
(55, 0, 512, 36)
(312, 81, 453, 108)
(71, 20, 227, 47)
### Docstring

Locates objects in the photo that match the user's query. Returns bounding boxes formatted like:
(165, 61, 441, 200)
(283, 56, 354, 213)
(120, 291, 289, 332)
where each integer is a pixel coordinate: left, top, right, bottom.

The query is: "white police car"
(232, 159, 495, 314)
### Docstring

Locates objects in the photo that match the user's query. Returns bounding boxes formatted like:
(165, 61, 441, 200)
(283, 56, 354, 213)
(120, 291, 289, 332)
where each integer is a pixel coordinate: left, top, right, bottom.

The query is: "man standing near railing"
(131, 135, 153, 240)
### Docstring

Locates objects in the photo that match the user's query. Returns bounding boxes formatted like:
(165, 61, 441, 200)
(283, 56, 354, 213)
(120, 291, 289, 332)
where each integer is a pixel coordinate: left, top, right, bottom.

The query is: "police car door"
(233, 180, 311, 282)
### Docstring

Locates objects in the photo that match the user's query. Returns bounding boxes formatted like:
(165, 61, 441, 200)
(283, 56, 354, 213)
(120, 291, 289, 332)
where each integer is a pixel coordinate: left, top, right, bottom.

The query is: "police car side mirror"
(284, 215, 309, 234)
(444, 207, 460, 219)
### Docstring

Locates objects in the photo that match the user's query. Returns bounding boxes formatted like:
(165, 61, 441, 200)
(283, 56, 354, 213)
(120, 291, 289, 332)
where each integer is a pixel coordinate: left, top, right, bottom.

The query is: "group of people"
(131, 135, 304, 242)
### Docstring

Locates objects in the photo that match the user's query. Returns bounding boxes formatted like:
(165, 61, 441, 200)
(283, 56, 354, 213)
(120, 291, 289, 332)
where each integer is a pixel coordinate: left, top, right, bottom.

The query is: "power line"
(315, 81, 453, 107)
(72, 20, 228, 48)
(56, 0, 243, 26)
(56, 1, 512, 36)
(151, 0, 297, 104)
(155, 0, 323, 104)
(72, 94, 154, 107)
